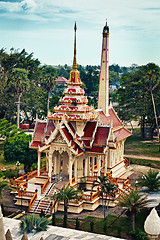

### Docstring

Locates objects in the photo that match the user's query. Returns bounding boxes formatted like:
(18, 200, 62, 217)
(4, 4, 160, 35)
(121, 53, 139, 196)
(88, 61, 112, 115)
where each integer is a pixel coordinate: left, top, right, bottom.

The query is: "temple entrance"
(61, 151, 69, 174)
(52, 150, 69, 176)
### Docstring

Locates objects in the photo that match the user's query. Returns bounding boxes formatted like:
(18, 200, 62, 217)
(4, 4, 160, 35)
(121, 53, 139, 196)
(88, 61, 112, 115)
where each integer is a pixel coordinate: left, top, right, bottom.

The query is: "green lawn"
(125, 130, 160, 158)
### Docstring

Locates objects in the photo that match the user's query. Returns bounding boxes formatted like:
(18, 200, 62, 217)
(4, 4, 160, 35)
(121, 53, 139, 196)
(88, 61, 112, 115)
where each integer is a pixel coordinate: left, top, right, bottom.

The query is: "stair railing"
(41, 177, 50, 194)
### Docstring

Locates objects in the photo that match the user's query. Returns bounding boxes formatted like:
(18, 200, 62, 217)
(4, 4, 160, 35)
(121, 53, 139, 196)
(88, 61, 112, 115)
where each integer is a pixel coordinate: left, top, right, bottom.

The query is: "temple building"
(29, 22, 131, 185)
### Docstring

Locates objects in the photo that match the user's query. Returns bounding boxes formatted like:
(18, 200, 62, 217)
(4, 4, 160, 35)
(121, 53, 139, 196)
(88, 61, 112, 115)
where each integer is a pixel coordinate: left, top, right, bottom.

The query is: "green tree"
(104, 181, 117, 217)
(8, 68, 29, 128)
(92, 176, 116, 219)
(56, 64, 72, 79)
(40, 65, 57, 113)
(118, 190, 150, 231)
(117, 63, 160, 140)
(4, 132, 37, 173)
(138, 169, 160, 191)
(0, 118, 17, 138)
(0, 48, 41, 122)
(109, 70, 120, 83)
(52, 185, 81, 227)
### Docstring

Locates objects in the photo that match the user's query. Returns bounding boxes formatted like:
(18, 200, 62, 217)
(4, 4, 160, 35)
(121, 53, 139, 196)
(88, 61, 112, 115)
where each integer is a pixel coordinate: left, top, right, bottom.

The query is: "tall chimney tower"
(98, 22, 109, 116)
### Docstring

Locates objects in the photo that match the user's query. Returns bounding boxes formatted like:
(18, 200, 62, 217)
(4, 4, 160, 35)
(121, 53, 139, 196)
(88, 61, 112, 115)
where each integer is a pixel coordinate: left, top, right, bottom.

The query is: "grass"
(130, 158, 160, 168)
(125, 128, 160, 158)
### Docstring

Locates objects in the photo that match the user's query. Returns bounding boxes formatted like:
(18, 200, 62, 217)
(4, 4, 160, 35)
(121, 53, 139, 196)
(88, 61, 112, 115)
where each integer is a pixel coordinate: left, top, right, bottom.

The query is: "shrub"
(103, 221, 107, 233)
(35, 217, 49, 232)
(130, 229, 148, 240)
(90, 221, 94, 232)
(75, 217, 80, 230)
(20, 214, 49, 233)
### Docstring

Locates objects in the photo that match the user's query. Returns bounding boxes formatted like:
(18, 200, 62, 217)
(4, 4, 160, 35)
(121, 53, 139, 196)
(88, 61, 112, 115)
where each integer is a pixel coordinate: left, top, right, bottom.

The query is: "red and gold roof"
(50, 23, 97, 122)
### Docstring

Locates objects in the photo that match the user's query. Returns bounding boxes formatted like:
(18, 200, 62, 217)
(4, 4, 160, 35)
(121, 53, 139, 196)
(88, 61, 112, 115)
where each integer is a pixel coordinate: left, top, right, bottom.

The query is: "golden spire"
(73, 22, 77, 70)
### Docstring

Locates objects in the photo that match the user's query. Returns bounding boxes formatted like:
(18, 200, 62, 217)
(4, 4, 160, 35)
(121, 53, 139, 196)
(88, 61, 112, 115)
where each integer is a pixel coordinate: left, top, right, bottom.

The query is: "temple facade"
(30, 22, 131, 185)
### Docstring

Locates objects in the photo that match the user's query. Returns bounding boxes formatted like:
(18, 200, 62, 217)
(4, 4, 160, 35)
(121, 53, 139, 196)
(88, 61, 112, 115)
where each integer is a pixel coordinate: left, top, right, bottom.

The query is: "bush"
(103, 221, 107, 233)
(20, 214, 49, 233)
(90, 221, 94, 232)
(130, 229, 148, 240)
(75, 217, 80, 230)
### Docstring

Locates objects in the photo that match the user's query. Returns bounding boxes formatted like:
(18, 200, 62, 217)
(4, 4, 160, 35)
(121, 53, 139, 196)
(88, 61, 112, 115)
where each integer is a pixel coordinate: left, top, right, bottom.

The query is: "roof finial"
(73, 22, 77, 70)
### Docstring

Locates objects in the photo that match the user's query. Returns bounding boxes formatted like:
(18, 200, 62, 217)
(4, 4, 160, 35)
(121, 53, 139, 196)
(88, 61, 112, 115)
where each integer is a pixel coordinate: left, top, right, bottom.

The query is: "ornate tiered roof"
(49, 23, 98, 122)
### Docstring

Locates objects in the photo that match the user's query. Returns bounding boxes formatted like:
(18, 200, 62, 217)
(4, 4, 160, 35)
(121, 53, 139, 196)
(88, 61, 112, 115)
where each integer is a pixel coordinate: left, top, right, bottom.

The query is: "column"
(48, 151, 52, 180)
(54, 153, 57, 175)
(38, 151, 41, 176)
(85, 157, 88, 176)
(92, 157, 94, 176)
(104, 155, 107, 176)
(69, 159, 73, 185)
(46, 152, 49, 172)
(98, 156, 101, 176)
(74, 158, 77, 183)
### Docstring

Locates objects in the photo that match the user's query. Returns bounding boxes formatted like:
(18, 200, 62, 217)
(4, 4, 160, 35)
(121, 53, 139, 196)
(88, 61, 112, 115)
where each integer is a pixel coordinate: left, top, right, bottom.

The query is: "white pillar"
(98, 156, 101, 176)
(48, 152, 52, 179)
(74, 158, 77, 183)
(38, 151, 41, 176)
(69, 160, 73, 185)
(92, 157, 94, 176)
(0, 206, 6, 240)
(85, 157, 88, 176)
(54, 153, 57, 175)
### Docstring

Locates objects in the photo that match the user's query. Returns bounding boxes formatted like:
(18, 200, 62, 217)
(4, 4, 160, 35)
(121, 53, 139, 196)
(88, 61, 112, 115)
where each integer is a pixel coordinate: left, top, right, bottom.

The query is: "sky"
(0, 0, 160, 67)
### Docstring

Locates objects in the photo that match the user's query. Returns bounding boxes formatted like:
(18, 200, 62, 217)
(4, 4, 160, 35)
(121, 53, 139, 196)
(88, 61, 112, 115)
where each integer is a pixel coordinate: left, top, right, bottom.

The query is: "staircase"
(29, 174, 69, 214)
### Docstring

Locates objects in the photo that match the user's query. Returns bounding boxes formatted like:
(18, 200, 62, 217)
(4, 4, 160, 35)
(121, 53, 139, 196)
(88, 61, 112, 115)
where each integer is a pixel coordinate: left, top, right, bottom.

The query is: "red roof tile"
(94, 126, 110, 146)
(99, 108, 123, 129)
(61, 127, 75, 146)
(85, 146, 104, 153)
(34, 122, 46, 141)
(83, 122, 97, 138)
(68, 122, 76, 134)
(83, 140, 90, 147)
(113, 127, 131, 141)
(30, 141, 43, 149)
(56, 76, 68, 84)
(45, 120, 55, 137)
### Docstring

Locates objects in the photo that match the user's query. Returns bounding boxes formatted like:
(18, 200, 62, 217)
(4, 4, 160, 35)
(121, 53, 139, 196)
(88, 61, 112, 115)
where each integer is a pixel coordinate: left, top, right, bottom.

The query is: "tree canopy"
(0, 118, 37, 173)
(117, 63, 160, 138)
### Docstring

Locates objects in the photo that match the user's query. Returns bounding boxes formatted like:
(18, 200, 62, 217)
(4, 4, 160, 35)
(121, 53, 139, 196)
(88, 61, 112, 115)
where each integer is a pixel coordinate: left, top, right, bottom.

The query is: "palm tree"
(40, 66, 57, 113)
(118, 190, 150, 231)
(52, 185, 81, 227)
(92, 176, 116, 219)
(104, 181, 117, 217)
(9, 68, 29, 128)
(138, 169, 160, 191)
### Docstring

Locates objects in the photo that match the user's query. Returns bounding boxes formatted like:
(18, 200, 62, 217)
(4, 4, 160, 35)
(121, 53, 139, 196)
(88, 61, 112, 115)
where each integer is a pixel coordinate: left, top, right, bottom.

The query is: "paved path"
(124, 154, 160, 161)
